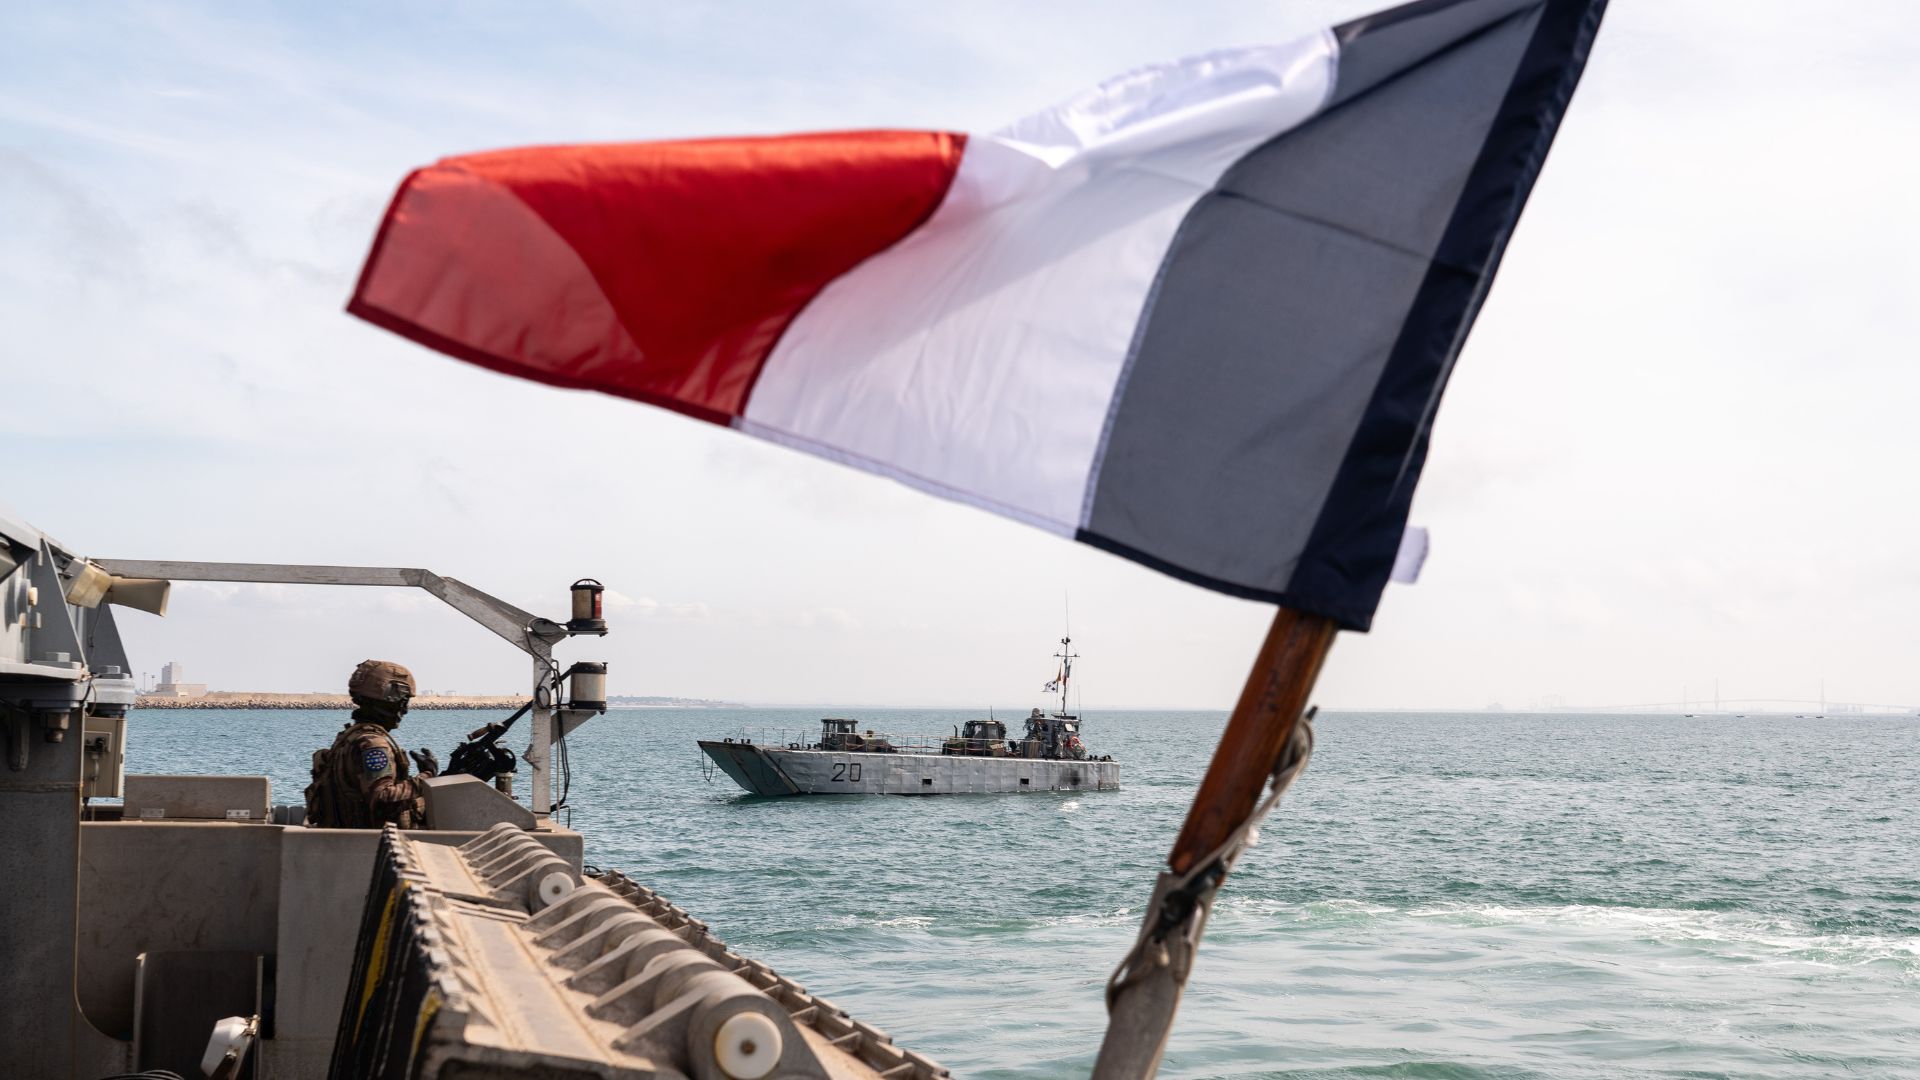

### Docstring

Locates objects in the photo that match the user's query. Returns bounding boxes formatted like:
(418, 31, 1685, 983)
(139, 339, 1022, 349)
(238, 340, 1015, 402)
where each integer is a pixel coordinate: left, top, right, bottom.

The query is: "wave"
(1210, 898, 1920, 974)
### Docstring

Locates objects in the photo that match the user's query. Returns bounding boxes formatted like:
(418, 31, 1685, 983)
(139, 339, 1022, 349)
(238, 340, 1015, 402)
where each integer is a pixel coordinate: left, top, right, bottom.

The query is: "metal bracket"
(92, 558, 582, 819)
(92, 560, 561, 660)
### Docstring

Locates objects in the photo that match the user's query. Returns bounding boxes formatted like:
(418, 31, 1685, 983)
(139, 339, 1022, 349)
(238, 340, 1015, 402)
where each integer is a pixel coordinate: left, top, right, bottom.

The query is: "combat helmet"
(348, 659, 416, 706)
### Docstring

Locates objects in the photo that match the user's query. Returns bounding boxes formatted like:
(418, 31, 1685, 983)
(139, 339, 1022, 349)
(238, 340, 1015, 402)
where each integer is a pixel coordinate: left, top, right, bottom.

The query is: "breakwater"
(135, 693, 524, 710)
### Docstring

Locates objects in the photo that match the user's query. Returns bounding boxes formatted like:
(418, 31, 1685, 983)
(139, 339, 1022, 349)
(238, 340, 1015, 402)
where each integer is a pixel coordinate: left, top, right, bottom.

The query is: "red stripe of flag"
(350, 130, 967, 422)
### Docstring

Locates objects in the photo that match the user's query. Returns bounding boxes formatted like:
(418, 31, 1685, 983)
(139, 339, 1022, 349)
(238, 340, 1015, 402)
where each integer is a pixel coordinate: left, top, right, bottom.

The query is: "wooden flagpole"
(1169, 607, 1336, 873)
(1092, 605, 1337, 1079)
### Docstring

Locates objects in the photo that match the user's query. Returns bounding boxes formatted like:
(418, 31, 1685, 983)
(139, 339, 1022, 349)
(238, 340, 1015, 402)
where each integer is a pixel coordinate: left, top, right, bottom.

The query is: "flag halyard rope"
(1104, 708, 1316, 1009)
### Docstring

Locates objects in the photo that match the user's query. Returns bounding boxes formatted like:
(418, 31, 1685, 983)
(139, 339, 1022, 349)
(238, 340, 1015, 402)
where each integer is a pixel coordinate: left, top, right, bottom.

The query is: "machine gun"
(444, 699, 534, 785)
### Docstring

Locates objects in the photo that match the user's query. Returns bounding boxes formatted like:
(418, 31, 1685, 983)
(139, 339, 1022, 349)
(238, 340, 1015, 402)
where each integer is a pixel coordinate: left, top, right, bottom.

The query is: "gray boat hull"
(699, 741, 1120, 796)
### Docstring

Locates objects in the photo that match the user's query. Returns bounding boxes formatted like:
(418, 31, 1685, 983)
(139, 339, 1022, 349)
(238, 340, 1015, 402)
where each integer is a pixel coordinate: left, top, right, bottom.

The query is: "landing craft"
(0, 510, 947, 1079)
(699, 636, 1119, 795)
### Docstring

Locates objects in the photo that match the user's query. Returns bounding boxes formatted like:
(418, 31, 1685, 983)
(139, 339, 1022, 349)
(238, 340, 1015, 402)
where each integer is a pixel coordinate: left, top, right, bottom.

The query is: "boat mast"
(1055, 635, 1077, 716)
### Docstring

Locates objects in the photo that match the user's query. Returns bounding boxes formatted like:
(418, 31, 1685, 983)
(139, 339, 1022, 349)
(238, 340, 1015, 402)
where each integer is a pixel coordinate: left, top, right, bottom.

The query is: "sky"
(2, 1, 1917, 710)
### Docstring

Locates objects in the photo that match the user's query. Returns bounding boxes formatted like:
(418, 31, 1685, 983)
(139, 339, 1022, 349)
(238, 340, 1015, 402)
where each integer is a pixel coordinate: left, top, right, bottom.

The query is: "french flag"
(350, 0, 1605, 630)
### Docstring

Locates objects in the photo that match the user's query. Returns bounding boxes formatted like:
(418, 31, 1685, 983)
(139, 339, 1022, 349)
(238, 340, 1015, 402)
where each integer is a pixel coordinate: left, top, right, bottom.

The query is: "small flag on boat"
(350, 0, 1604, 631)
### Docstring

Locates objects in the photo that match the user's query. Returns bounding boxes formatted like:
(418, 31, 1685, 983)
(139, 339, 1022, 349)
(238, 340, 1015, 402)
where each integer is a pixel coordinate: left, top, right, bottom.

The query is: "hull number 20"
(830, 762, 863, 782)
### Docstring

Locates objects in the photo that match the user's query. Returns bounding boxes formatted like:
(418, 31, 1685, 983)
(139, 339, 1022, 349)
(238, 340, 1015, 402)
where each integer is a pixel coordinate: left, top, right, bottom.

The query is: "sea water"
(129, 709, 1920, 1078)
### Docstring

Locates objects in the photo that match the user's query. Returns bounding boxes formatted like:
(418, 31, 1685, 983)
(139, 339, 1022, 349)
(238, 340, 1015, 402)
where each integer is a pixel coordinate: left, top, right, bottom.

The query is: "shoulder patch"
(362, 747, 391, 774)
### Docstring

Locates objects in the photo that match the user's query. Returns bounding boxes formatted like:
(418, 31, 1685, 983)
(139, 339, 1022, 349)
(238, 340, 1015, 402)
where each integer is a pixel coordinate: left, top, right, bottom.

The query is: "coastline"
(135, 693, 524, 710)
(132, 694, 737, 710)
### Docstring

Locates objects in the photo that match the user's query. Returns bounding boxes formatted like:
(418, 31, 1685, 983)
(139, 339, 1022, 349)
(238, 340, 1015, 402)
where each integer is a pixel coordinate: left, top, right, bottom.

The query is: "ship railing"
(720, 727, 1002, 755)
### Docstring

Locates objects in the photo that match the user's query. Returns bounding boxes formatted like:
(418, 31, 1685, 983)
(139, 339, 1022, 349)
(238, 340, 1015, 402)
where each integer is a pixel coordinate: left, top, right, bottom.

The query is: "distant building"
(153, 661, 207, 698)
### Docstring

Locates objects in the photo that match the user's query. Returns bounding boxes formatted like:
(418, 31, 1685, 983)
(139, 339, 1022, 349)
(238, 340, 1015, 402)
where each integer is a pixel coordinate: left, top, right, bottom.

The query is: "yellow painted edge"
(408, 989, 443, 1065)
(354, 879, 409, 1039)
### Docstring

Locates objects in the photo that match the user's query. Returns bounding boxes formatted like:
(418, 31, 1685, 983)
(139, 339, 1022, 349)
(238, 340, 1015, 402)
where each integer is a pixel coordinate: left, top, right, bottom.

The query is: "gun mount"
(445, 699, 532, 785)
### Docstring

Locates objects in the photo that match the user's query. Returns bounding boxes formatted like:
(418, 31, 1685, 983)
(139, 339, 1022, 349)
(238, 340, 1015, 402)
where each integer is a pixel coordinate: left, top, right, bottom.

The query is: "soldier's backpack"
(303, 745, 336, 827)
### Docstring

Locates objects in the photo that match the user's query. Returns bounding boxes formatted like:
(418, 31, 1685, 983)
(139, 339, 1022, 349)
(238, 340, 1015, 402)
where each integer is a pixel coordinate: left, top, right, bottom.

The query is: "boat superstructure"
(0, 507, 945, 1080)
(698, 636, 1119, 796)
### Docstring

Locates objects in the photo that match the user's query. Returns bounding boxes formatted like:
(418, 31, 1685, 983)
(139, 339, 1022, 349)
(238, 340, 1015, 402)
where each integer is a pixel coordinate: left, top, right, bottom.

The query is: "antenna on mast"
(1059, 595, 1075, 714)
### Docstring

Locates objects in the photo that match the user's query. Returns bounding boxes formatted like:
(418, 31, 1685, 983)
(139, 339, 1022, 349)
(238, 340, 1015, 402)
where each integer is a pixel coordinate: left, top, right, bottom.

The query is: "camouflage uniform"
(304, 659, 430, 828)
(311, 712, 427, 828)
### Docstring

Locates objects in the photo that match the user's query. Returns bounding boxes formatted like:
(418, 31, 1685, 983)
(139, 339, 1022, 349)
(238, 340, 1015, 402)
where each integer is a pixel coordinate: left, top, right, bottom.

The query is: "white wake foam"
(1215, 898, 1920, 973)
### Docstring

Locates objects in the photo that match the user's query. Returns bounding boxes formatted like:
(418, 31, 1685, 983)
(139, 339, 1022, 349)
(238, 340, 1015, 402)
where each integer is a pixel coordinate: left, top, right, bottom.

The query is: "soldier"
(304, 659, 438, 828)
